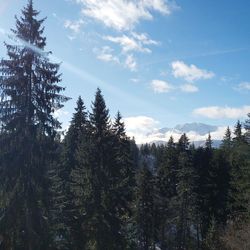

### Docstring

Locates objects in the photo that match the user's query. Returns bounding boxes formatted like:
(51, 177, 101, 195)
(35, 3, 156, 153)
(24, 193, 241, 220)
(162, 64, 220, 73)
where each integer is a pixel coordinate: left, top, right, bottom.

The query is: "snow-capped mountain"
(145, 123, 223, 147)
(125, 120, 226, 147)
(173, 123, 218, 135)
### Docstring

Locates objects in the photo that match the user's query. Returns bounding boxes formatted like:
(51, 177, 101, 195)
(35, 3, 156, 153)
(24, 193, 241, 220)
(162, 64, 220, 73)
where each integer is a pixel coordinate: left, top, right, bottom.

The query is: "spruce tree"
(156, 136, 178, 249)
(83, 88, 125, 249)
(175, 134, 198, 249)
(112, 112, 135, 213)
(112, 112, 136, 248)
(136, 164, 156, 250)
(221, 126, 232, 150)
(233, 120, 244, 144)
(205, 133, 213, 149)
(0, 1, 68, 248)
(244, 113, 250, 144)
(228, 120, 250, 216)
(50, 96, 88, 249)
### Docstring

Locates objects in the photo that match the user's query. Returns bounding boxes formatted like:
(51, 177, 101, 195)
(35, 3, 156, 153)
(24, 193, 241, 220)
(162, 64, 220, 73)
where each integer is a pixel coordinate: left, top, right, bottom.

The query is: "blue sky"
(0, 0, 250, 142)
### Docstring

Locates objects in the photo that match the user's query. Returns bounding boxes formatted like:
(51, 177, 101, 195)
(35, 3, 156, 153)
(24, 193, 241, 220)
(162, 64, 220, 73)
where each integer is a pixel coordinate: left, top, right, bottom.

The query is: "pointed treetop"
(224, 126, 231, 139)
(245, 113, 250, 143)
(70, 96, 87, 130)
(178, 133, 189, 151)
(167, 135, 175, 148)
(90, 88, 110, 134)
(221, 126, 232, 150)
(233, 120, 244, 143)
(205, 132, 213, 149)
(113, 111, 126, 138)
(13, 0, 46, 48)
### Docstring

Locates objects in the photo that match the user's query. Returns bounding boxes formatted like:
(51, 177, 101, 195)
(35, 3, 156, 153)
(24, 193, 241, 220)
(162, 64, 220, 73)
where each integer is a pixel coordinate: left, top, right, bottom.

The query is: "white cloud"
(180, 84, 199, 93)
(193, 105, 250, 119)
(103, 32, 158, 54)
(102, 32, 158, 71)
(64, 19, 84, 33)
(94, 46, 120, 63)
(123, 116, 159, 143)
(151, 80, 174, 93)
(125, 54, 137, 71)
(75, 0, 175, 31)
(172, 60, 215, 82)
(237, 82, 250, 91)
(131, 32, 159, 45)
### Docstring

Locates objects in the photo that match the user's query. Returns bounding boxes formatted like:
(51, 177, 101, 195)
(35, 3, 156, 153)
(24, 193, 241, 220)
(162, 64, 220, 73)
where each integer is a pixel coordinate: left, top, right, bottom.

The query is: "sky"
(0, 0, 250, 142)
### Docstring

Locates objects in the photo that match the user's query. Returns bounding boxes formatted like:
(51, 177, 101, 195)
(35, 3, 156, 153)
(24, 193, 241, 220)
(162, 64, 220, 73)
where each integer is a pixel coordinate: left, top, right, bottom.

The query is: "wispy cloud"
(103, 32, 159, 54)
(101, 32, 159, 71)
(64, 19, 84, 33)
(236, 82, 250, 91)
(172, 60, 215, 82)
(94, 46, 120, 63)
(151, 80, 174, 93)
(180, 84, 199, 93)
(193, 105, 250, 119)
(125, 54, 137, 71)
(75, 0, 176, 31)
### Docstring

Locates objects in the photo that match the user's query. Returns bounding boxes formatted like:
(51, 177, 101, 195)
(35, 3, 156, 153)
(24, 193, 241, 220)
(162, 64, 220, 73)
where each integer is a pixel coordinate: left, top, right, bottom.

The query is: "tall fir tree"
(221, 126, 232, 150)
(112, 112, 137, 249)
(136, 163, 156, 250)
(156, 136, 178, 249)
(233, 120, 244, 144)
(244, 113, 250, 144)
(50, 96, 88, 249)
(229, 120, 250, 216)
(83, 88, 125, 249)
(0, 1, 68, 248)
(175, 134, 198, 249)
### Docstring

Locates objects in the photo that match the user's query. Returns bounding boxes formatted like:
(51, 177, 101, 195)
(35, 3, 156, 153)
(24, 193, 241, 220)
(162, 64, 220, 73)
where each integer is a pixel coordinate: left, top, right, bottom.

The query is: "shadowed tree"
(0, 1, 69, 249)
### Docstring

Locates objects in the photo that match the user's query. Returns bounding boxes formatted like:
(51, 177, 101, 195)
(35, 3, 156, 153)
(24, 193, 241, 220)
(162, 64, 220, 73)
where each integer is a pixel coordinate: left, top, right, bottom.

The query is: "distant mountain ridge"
(144, 122, 222, 148)
(173, 123, 217, 135)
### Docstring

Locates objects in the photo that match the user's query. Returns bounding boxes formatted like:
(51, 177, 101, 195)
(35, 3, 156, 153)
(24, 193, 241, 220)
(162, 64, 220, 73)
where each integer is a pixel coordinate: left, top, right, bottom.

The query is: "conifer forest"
(0, 1, 250, 250)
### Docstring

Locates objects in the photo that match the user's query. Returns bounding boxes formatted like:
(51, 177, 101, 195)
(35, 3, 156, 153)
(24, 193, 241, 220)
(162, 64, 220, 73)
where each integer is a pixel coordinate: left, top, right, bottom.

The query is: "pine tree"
(82, 88, 125, 249)
(112, 112, 135, 213)
(221, 126, 232, 150)
(112, 112, 136, 248)
(156, 136, 178, 249)
(233, 120, 244, 144)
(50, 97, 88, 249)
(136, 164, 156, 250)
(0, 1, 68, 248)
(175, 134, 198, 249)
(205, 133, 213, 149)
(228, 120, 250, 216)
(244, 113, 250, 144)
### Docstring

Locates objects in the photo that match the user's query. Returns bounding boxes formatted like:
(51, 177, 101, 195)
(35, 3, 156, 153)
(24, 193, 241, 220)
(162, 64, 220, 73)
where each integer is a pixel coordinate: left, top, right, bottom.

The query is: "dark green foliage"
(221, 126, 232, 150)
(136, 164, 156, 250)
(50, 96, 88, 249)
(233, 120, 245, 144)
(244, 113, 250, 144)
(0, 1, 68, 249)
(156, 136, 178, 249)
